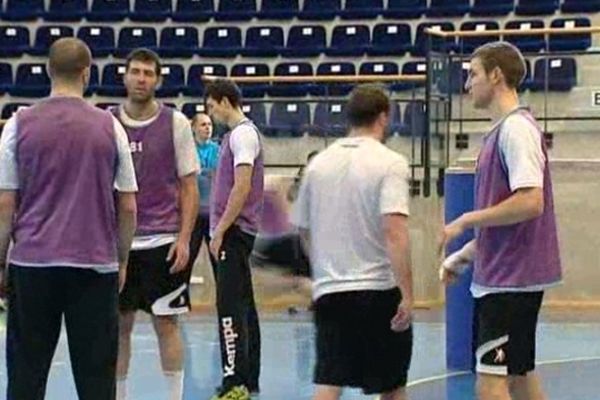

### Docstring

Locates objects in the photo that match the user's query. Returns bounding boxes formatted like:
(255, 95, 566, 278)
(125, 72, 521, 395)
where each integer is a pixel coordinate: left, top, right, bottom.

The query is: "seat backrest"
(90, 0, 129, 12)
(160, 26, 199, 47)
(202, 26, 242, 47)
(35, 26, 75, 48)
(330, 25, 370, 47)
(102, 63, 127, 85)
(372, 23, 411, 45)
(16, 63, 50, 86)
(160, 64, 185, 86)
(286, 25, 326, 48)
(245, 26, 284, 47)
(176, 0, 214, 12)
(187, 64, 227, 86)
(270, 102, 310, 127)
(0, 26, 30, 47)
(218, 0, 256, 12)
(274, 62, 314, 77)
(134, 0, 171, 12)
(316, 62, 355, 76)
(302, 0, 340, 11)
(77, 26, 115, 48)
(344, 0, 382, 10)
(241, 103, 267, 127)
(118, 27, 157, 48)
(359, 62, 399, 75)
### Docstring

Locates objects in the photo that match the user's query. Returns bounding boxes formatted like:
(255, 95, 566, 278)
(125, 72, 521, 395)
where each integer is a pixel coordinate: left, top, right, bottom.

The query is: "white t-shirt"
(291, 136, 410, 301)
(117, 106, 200, 250)
(229, 120, 261, 166)
(471, 111, 547, 298)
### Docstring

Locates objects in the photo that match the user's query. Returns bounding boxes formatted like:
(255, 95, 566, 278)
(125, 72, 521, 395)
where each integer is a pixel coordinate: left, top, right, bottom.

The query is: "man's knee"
(119, 312, 136, 338)
(477, 374, 511, 400)
(152, 315, 180, 338)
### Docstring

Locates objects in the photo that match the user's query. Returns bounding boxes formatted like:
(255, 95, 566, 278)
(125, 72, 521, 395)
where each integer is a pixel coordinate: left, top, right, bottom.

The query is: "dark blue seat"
(470, 0, 514, 16)
(46, 0, 87, 21)
(298, 0, 339, 20)
(242, 26, 284, 57)
(368, 23, 412, 56)
(531, 57, 577, 92)
(339, 0, 382, 19)
(0, 64, 14, 95)
(436, 60, 470, 95)
(97, 63, 127, 97)
(3, 0, 44, 21)
(314, 62, 355, 96)
(116, 27, 157, 58)
(400, 101, 426, 137)
(281, 25, 326, 57)
(172, 0, 213, 21)
(182, 102, 206, 119)
(156, 64, 185, 97)
(504, 20, 546, 52)
(515, 0, 558, 15)
(159, 26, 199, 58)
(412, 22, 456, 57)
(230, 63, 270, 98)
(383, 0, 426, 19)
(0, 26, 30, 57)
(197, 26, 242, 58)
(184, 64, 228, 96)
(241, 103, 267, 131)
(30, 26, 74, 56)
(269, 62, 314, 97)
(326, 25, 370, 57)
(77, 26, 115, 57)
(457, 21, 500, 54)
(549, 18, 592, 51)
(427, 0, 470, 17)
(267, 102, 310, 138)
(130, 0, 171, 21)
(84, 64, 100, 97)
(215, 0, 256, 21)
(87, 0, 130, 21)
(311, 102, 346, 137)
(561, 0, 600, 12)
(257, 0, 298, 19)
(10, 63, 51, 97)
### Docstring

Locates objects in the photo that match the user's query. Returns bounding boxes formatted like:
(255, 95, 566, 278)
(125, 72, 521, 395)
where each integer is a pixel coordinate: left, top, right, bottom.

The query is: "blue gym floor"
(0, 309, 597, 399)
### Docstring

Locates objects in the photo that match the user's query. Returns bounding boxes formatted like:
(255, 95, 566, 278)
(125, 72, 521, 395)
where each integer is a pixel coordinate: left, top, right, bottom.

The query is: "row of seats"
(0, 17, 591, 59)
(0, 100, 427, 138)
(439, 57, 577, 93)
(0, 0, 595, 22)
(0, 57, 578, 98)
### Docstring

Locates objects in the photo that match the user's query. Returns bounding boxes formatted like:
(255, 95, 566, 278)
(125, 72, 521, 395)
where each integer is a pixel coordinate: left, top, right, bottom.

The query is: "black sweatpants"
(6, 265, 119, 400)
(214, 225, 261, 391)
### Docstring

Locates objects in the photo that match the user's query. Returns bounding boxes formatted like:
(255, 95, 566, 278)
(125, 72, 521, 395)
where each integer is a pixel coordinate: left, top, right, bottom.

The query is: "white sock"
(116, 377, 128, 400)
(164, 370, 184, 400)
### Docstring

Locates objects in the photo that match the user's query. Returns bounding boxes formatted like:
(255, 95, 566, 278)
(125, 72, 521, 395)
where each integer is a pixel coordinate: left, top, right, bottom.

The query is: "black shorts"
(475, 291, 544, 376)
(313, 288, 412, 395)
(119, 244, 191, 315)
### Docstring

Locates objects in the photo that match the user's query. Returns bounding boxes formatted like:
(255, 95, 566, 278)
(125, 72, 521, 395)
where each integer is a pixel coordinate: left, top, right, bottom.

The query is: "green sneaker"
(209, 385, 250, 400)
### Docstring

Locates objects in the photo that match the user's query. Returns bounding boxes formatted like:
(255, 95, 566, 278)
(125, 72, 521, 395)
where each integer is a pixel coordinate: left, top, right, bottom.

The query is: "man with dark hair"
(204, 78, 263, 400)
(114, 48, 200, 400)
(0, 38, 138, 400)
(441, 41, 561, 400)
(291, 85, 413, 400)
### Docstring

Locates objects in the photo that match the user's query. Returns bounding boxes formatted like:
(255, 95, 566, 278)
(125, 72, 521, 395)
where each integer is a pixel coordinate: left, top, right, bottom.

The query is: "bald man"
(0, 38, 138, 400)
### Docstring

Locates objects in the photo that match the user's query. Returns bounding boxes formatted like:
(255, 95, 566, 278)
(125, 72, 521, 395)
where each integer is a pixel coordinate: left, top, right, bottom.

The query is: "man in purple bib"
(441, 42, 562, 400)
(113, 49, 199, 400)
(205, 79, 264, 400)
(0, 38, 138, 400)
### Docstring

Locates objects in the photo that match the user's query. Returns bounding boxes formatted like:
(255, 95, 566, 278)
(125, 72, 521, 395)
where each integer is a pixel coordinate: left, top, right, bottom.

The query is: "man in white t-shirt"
(291, 85, 414, 400)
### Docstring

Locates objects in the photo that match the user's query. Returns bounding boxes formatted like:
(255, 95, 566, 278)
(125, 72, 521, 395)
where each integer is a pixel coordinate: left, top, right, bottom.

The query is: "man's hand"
(439, 266, 460, 286)
(390, 298, 413, 332)
(438, 216, 469, 257)
(209, 229, 224, 262)
(167, 238, 190, 274)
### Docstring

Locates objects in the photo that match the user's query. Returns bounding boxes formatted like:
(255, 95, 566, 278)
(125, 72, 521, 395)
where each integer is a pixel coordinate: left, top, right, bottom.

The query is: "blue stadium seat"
(326, 25, 370, 57)
(561, 0, 600, 13)
(519, 59, 534, 91)
(298, 0, 339, 20)
(427, 0, 470, 17)
(184, 64, 227, 96)
(242, 26, 284, 57)
(87, 0, 130, 21)
(531, 57, 577, 92)
(394, 61, 427, 91)
(281, 25, 326, 57)
(159, 26, 199, 58)
(116, 27, 157, 58)
(198, 26, 242, 57)
(30, 26, 74, 56)
(470, 0, 514, 16)
(172, 0, 214, 21)
(3, 0, 43, 21)
(215, 0, 256, 21)
(130, 0, 171, 22)
(46, 0, 87, 21)
(383, 0, 426, 19)
(339, 0, 382, 19)
(0, 26, 30, 57)
(230, 63, 270, 98)
(400, 101, 426, 137)
(360, 61, 399, 76)
(504, 20, 546, 52)
(269, 62, 314, 97)
(182, 102, 206, 119)
(368, 23, 412, 56)
(257, 0, 298, 19)
(1, 103, 31, 120)
(312, 102, 346, 137)
(549, 18, 591, 51)
(267, 102, 310, 137)
(436, 60, 470, 95)
(314, 62, 355, 96)
(457, 21, 500, 54)
(412, 22, 456, 57)
(242, 103, 267, 131)
(84, 64, 100, 97)
(515, 0, 558, 15)
(97, 63, 127, 97)
(156, 64, 185, 97)
(0, 64, 13, 95)
(10, 63, 50, 97)
(77, 26, 115, 57)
